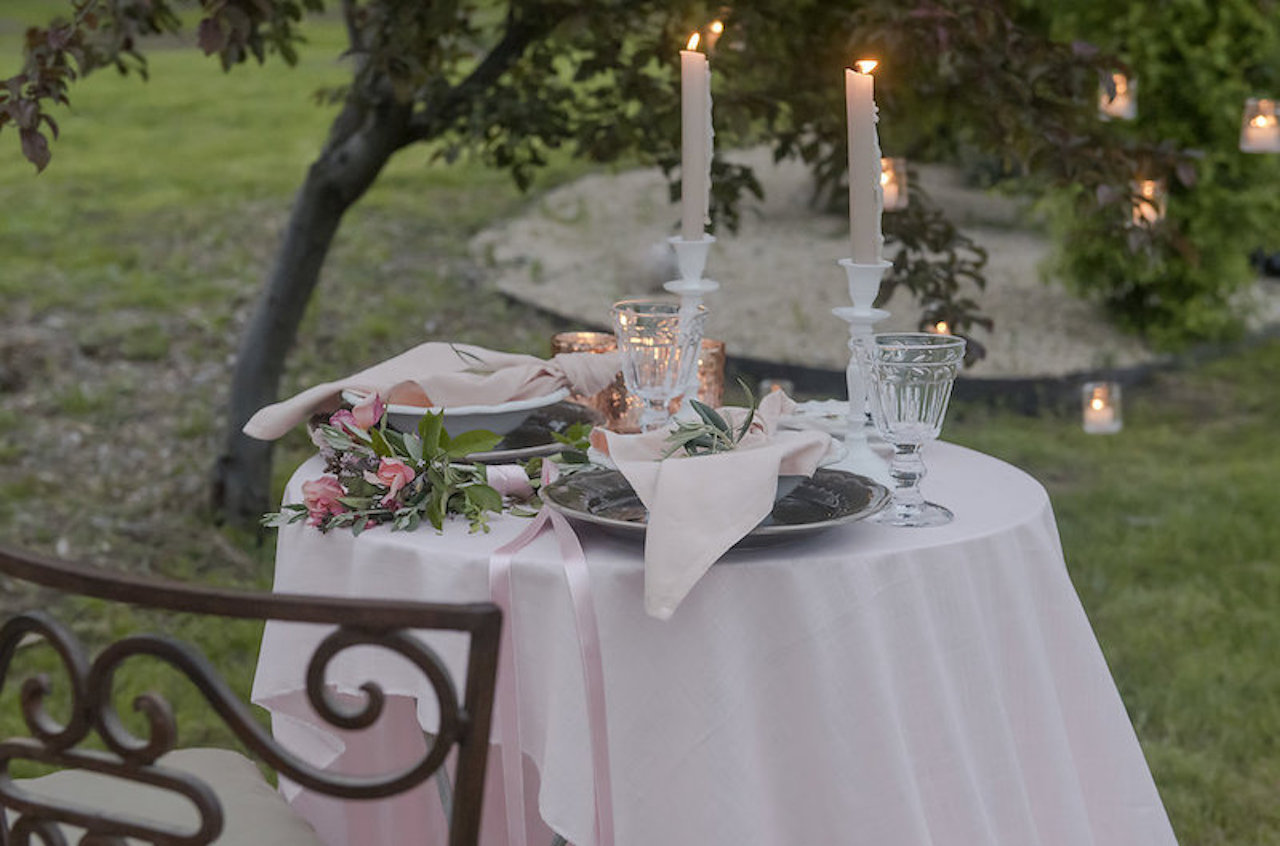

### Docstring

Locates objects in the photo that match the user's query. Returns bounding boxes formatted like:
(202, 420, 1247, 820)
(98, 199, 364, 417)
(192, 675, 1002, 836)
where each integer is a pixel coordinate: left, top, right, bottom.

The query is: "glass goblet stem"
(886, 443, 929, 523)
(638, 399, 674, 432)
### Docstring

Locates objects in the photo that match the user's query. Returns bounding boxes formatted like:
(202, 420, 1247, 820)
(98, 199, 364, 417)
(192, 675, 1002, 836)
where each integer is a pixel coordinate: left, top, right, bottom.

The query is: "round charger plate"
(542, 467, 890, 547)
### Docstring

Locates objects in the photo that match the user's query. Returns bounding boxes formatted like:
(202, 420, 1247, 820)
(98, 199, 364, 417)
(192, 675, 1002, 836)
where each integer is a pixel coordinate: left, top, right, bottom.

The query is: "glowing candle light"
(706, 19, 725, 51)
(1240, 97, 1280, 153)
(1099, 72, 1137, 120)
(1082, 381, 1123, 434)
(880, 157, 908, 211)
(845, 59, 884, 264)
(1131, 178, 1166, 226)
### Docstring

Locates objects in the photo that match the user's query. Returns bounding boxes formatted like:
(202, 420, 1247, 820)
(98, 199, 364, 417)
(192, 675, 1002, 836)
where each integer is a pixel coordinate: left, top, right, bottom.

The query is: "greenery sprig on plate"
(662, 383, 762, 458)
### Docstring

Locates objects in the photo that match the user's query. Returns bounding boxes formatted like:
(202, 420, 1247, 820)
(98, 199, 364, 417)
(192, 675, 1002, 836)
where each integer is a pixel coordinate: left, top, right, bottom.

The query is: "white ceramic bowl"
(340, 387, 570, 437)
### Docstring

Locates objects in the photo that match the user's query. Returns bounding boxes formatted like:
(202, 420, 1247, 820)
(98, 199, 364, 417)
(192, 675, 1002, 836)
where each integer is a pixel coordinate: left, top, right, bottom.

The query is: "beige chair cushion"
(14, 747, 325, 846)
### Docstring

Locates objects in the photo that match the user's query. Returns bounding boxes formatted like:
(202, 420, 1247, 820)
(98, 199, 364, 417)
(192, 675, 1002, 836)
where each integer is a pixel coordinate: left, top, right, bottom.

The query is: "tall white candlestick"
(845, 62, 884, 264)
(681, 34, 711, 241)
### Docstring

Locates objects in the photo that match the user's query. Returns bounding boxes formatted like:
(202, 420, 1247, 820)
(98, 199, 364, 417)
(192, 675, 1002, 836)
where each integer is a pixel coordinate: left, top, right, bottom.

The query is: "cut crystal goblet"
(865, 332, 966, 527)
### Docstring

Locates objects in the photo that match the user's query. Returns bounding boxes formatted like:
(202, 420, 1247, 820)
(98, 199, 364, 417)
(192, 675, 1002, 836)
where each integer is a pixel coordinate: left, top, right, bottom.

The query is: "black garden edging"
(509, 293, 1280, 419)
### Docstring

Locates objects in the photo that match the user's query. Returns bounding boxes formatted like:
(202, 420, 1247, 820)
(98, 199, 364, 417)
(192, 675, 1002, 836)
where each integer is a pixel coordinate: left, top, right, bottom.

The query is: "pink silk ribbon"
(488, 463, 615, 846)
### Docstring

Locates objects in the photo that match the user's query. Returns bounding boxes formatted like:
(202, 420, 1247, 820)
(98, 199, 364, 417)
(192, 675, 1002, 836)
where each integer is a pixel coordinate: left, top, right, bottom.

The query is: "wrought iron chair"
(0, 543, 501, 846)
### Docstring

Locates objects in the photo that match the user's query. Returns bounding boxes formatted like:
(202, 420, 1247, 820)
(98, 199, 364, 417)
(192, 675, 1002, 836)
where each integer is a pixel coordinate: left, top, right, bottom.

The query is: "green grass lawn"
(2, 7, 1279, 844)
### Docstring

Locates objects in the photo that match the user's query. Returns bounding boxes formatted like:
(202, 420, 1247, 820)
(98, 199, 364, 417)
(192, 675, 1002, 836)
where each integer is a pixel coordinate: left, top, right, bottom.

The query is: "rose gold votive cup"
(550, 332, 728, 432)
(550, 331, 637, 430)
(696, 338, 727, 408)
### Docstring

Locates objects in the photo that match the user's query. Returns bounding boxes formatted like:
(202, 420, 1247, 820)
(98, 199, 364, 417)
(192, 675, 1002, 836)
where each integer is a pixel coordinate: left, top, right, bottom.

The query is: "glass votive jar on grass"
(1082, 381, 1123, 434)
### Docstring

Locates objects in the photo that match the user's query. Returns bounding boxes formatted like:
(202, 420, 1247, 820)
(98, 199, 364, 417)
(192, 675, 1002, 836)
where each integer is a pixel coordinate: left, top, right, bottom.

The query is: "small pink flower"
(329, 408, 358, 432)
(350, 392, 386, 430)
(302, 476, 348, 527)
(364, 457, 416, 506)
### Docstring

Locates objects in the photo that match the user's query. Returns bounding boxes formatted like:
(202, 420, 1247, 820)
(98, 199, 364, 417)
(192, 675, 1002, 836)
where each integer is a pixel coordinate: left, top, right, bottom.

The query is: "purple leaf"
(197, 18, 226, 55)
(1071, 40, 1099, 59)
(20, 128, 51, 171)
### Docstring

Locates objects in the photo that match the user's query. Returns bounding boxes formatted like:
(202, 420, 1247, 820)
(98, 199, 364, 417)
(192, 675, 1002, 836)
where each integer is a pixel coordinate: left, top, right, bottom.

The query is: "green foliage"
(1039, 0, 1280, 348)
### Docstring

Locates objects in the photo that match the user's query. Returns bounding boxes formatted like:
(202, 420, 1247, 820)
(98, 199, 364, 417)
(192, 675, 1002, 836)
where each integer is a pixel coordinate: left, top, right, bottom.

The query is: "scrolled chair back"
(0, 543, 500, 846)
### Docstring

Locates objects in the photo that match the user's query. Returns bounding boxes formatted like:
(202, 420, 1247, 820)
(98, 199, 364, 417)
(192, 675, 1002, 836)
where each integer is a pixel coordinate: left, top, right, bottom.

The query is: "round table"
(252, 441, 1177, 846)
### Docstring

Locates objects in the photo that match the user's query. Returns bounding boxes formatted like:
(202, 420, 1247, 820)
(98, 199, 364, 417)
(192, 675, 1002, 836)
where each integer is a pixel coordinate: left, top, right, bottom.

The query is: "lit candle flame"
(1251, 114, 1275, 128)
(1090, 396, 1106, 411)
(1138, 179, 1158, 199)
(686, 32, 701, 51)
(880, 170, 892, 186)
(933, 320, 950, 335)
(854, 59, 878, 75)
(1111, 72, 1128, 97)
(710, 20, 724, 35)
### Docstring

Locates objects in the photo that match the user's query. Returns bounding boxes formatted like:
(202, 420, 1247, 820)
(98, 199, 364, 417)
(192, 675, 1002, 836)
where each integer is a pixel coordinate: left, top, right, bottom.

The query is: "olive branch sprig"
(661, 381, 762, 458)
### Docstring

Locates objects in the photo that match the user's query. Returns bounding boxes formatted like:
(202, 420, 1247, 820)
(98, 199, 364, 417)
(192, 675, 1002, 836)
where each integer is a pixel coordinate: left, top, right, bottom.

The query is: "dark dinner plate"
(542, 467, 890, 547)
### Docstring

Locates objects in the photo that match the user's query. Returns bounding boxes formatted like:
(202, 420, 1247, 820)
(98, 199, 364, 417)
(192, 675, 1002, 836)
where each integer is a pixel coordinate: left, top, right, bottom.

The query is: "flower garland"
(263, 392, 589, 535)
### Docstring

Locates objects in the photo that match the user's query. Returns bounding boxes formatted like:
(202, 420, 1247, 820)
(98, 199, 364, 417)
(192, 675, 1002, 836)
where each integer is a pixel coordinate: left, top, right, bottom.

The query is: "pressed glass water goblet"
(865, 332, 966, 527)
(610, 298, 708, 432)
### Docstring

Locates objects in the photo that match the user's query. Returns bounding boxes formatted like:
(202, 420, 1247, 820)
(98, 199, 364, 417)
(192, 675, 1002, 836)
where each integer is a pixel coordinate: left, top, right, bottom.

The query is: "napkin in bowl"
(243, 342, 621, 440)
(594, 391, 832, 620)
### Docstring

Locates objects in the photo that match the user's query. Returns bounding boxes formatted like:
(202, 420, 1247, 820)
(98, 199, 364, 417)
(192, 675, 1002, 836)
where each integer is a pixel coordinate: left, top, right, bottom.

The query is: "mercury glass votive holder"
(696, 339, 727, 407)
(1082, 381, 1123, 434)
(550, 331, 628, 423)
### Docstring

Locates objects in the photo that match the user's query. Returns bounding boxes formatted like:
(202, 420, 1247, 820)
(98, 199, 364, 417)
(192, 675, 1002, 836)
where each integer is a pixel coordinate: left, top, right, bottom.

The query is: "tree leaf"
(19, 128, 50, 171)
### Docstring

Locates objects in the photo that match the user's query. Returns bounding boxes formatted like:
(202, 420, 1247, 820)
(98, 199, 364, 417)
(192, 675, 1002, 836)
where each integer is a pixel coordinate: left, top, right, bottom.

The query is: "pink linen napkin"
(243, 342, 621, 440)
(596, 392, 832, 619)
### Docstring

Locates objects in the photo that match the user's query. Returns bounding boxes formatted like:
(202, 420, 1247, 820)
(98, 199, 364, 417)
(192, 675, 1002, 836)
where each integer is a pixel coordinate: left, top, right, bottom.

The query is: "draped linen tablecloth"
(251, 442, 1179, 846)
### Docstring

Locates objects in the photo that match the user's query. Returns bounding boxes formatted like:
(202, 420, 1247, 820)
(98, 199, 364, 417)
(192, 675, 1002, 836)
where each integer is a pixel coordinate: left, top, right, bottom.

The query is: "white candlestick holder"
(663, 235, 719, 415)
(831, 258, 892, 486)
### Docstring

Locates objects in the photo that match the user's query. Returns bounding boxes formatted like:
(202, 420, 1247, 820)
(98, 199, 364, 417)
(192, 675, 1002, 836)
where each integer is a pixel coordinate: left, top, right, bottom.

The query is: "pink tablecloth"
(251, 441, 1178, 846)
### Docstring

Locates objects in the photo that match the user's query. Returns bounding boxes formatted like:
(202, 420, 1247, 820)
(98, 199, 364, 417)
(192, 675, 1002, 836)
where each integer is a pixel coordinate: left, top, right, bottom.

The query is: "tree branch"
(402, 4, 571, 146)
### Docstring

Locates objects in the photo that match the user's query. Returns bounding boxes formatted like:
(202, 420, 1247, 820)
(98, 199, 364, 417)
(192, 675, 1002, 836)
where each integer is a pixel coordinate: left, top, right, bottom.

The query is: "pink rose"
(302, 476, 348, 527)
(364, 457, 416, 506)
(329, 408, 358, 432)
(350, 392, 386, 430)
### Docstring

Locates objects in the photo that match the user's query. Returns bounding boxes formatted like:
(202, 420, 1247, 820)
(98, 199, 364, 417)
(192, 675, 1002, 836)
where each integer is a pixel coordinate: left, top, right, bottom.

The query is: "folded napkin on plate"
(243, 342, 620, 440)
(596, 392, 832, 620)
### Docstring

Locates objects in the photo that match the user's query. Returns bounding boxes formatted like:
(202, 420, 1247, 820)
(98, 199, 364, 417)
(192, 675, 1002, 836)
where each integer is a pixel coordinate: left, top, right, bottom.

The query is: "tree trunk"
(211, 97, 411, 527)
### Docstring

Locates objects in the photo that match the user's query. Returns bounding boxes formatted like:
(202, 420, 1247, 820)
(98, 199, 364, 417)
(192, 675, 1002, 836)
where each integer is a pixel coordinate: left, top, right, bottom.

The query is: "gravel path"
(473, 148, 1279, 379)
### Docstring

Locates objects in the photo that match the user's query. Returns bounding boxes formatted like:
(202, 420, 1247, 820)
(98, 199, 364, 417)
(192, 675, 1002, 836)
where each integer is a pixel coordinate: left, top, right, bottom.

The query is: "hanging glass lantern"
(1099, 72, 1137, 121)
(1239, 97, 1280, 153)
(1130, 177, 1166, 226)
(880, 157, 909, 211)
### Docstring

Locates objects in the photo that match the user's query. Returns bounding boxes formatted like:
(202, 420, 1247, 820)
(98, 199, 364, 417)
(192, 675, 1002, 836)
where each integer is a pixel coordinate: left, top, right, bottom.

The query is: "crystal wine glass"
(610, 298, 707, 432)
(865, 332, 966, 527)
